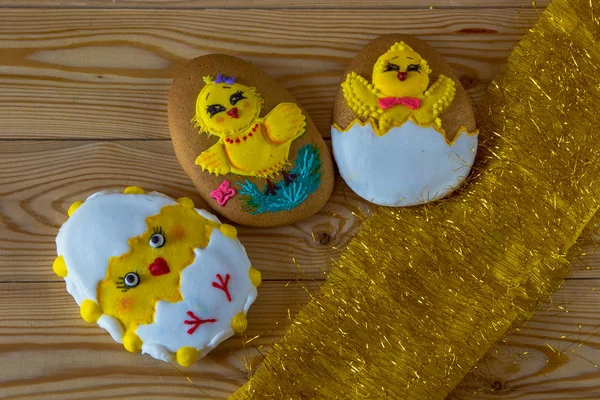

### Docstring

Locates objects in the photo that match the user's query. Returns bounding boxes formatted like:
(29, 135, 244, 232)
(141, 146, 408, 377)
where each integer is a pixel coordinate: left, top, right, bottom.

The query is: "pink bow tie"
(378, 97, 422, 110)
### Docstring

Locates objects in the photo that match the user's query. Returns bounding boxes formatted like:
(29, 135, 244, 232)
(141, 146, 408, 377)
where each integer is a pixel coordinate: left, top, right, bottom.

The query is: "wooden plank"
(455, 278, 600, 400)
(0, 140, 372, 282)
(1, 278, 599, 399)
(0, 281, 318, 400)
(0, 8, 538, 139)
(566, 243, 600, 280)
(0, 0, 549, 9)
(0, 138, 595, 282)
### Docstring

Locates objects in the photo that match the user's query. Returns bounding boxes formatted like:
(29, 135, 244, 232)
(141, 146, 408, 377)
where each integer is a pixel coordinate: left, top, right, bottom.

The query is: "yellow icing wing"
(341, 72, 381, 119)
(195, 143, 232, 176)
(263, 103, 306, 144)
(413, 74, 457, 128)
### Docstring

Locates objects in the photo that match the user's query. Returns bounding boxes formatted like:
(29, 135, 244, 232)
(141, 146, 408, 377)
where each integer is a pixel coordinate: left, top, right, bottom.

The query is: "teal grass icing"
(238, 144, 322, 214)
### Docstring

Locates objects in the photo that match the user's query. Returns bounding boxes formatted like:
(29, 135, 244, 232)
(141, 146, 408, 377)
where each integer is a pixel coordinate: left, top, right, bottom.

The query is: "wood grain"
(0, 281, 319, 400)
(1, 278, 599, 400)
(0, 8, 538, 139)
(1, 1, 599, 399)
(0, 140, 373, 282)
(0, 0, 551, 8)
(454, 278, 600, 400)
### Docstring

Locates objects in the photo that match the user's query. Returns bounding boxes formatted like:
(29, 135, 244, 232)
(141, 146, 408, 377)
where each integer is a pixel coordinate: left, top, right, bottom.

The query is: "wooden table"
(1, 0, 599, 399)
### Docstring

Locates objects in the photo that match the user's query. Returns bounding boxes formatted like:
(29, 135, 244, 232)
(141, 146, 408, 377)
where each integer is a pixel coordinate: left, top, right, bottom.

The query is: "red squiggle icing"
(184, 311, 216, 335)
(212, 273, 232, 302)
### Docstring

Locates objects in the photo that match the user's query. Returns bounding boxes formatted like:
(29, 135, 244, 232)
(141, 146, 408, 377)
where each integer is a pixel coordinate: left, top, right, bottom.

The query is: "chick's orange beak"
(397, 72, 407, 81)
(149, 257, 170, 276)
(227, 107, 239, 119)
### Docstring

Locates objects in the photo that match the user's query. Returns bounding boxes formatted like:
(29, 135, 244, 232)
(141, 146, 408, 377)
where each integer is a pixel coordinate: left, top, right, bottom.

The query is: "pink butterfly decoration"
(210, 180, 236, 206)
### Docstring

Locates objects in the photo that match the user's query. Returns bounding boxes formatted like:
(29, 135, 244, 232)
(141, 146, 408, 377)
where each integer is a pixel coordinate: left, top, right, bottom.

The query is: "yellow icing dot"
(67, 201, 83, 217)
(176, 346, 200, 367)
(219, 224, 238, 239)
(249, 267, 262, 287)
(123, 330, 143, 353)
(176, 197, 195, 209)
(52, 255, 68, 278)
(231, 312, 248, 333)
(80, 300, 102, 323)
(124, 186, 145, 195)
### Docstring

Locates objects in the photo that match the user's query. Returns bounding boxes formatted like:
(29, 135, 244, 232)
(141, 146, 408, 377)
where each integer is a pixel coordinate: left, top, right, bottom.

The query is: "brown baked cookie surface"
(169, 54, 334, 227)
(331, 35, 478, 207)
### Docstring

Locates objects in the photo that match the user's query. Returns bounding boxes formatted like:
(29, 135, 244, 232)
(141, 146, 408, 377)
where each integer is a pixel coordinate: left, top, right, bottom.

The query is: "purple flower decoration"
(215, 74, 235, 85)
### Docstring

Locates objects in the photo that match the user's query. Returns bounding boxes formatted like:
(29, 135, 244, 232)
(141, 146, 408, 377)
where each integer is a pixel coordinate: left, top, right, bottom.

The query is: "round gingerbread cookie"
(331, 35, 478, 206)
(168, 54, 335, 227)
(53, 187, 260, 367)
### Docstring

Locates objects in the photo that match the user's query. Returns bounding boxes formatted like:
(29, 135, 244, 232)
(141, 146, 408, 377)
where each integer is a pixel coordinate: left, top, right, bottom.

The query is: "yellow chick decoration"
(97, 203, 216, 353)
(331, 36, 478, 207)
(193, 75, 306, 178)
(342, 41, 456, 135)
(54, 188, 260, 366)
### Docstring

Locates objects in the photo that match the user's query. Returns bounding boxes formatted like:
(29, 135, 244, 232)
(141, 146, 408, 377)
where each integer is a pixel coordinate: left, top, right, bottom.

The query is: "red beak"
(397, 72, 407, 81)
(226, 107, 239, 119)
(149, 257, 170, 276)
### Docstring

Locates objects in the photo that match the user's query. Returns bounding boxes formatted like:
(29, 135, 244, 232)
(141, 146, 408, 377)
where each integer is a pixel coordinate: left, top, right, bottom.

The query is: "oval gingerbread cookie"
(169, 55, 334, 227)
(331, 35, 478, 206)
(53, 187, 260, 367)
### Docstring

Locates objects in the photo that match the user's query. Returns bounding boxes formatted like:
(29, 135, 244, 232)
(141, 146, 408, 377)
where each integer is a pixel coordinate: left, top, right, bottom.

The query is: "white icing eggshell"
(137, 229, 257, 360)
(331, 121, 478, 206)
(56, 191, 177, 305)
(54, 190, 258, 365)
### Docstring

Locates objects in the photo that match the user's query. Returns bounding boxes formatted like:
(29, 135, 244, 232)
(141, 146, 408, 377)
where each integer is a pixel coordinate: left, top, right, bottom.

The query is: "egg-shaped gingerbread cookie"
(54, 187, 260, 366)
(331, 35, 478, 206)
(169, 55, 334, 227)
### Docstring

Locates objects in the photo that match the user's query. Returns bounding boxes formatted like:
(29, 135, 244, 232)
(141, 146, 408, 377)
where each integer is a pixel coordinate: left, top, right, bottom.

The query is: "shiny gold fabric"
(231, 0, 600, 398)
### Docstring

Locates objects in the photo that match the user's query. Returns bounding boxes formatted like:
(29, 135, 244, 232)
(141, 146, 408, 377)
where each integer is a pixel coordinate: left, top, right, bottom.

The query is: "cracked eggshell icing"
(331, 121, 478, 206)
(54, 188, 260, 366)
(331, 35, 478, 206)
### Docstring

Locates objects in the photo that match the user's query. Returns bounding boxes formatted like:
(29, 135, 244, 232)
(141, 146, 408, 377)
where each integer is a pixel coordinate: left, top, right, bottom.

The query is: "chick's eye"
(206, 104, 226, 118)
(384, 63, 400, 72)
(230, 90, 246, 106)
(124, 272, 140, 288)
(407, 64, 421, 73)
(149, 233, 165, 248)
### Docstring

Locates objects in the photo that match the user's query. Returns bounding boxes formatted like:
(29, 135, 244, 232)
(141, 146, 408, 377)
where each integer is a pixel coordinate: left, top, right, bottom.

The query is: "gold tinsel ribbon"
(231, 0, 600, 398)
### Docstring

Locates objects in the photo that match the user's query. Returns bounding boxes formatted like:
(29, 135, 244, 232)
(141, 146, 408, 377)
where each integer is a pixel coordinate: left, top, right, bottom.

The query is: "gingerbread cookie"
(331, 35, 478, 206)
(169, 55, 334, 227)
(53, 187, 260, 367)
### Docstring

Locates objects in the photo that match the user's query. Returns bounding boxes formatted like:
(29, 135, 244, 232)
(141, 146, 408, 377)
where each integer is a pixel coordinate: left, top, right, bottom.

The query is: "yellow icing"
(123, 330, 143, 353)
(231, 312, 248, 333)
(68, 201, 83, 217)
(53, 255, 68, 278)
(219, 224, 237, 239)
(195, 78, 263, 136)
(80, 299, 102, 323)
(176, 197, 195, 209)
(249, 267, 262, 287)
(372, 42, 432, 98)
(97, 204, 219, 344)
(193, 77, 305, 178)
(341, 41, 457, 136)
(176, 346, 200, 367)
(124, 186, 145, 195)
(333, 118, 479, 146)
